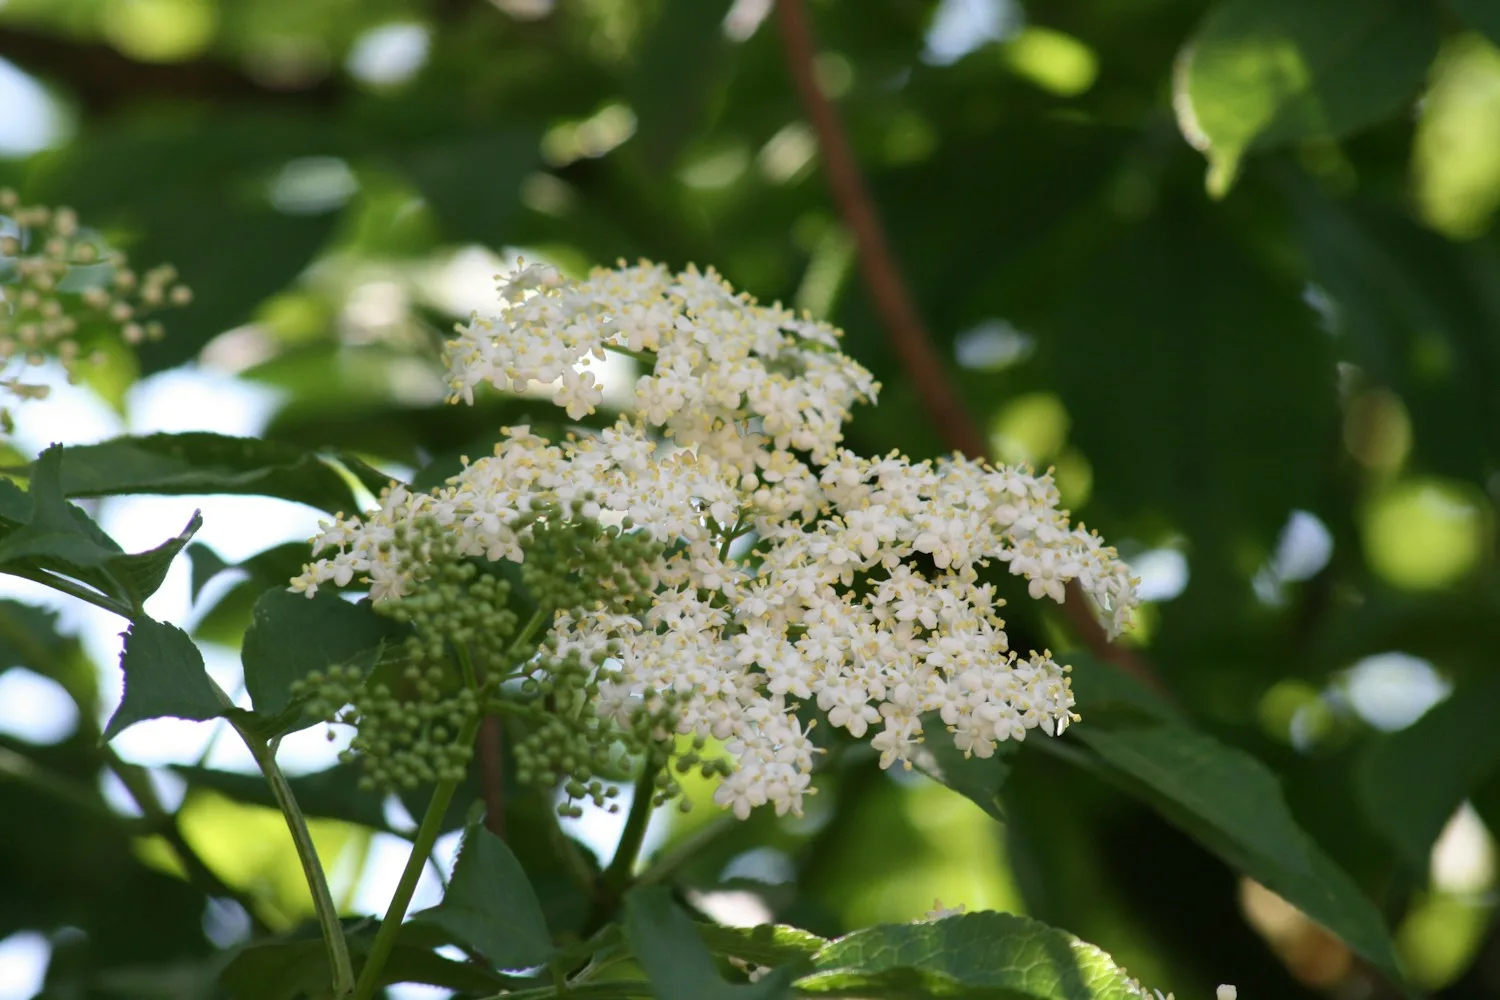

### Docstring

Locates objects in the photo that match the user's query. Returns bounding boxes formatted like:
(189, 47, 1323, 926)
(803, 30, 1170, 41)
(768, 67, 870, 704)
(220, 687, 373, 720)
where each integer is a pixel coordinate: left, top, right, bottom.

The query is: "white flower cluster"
(294, 261, 1138, 820)
(0, 189, 188, 411)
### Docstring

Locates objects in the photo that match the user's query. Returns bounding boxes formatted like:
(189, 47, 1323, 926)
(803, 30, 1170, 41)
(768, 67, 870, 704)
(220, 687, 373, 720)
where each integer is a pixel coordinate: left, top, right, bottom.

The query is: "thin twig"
(773, 0, 987, 461)
(774, 0, 1164, 693)
(477, 714, 506, 838)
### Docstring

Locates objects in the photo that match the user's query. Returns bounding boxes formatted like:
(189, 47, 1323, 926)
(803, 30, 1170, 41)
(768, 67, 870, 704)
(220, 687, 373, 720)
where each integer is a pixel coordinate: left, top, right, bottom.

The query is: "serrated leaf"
(45, 433, 391, 515)
(911, 713, 1015, 823)
(697, 923, 828, 969)
(797, 911, 1148, 999)
(1074, 725, 1402, 984)
(0, 445, 121, 571)
(1174, 0, 1438, 194)
(414, 821, 555, 970)
(626, 887, 795, 1000)
(240, 587, 401, 729)
(103, 617, 224, 742)
(1357, 671, 1500, 870)
(106, 510, 202, 606)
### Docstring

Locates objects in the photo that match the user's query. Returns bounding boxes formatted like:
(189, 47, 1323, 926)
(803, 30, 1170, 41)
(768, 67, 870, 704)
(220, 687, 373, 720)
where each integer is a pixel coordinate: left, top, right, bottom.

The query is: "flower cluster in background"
(0, 188, 189, 420)
(296, 261, 1139, 819)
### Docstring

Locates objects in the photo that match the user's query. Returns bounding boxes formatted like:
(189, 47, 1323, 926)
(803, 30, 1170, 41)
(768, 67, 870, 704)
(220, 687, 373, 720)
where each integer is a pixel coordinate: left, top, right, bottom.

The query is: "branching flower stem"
(354, 712, 483, 1000)
(227, 713, 356, 997)
(585, 763, 660, 933)
(356, 607, 550, 999)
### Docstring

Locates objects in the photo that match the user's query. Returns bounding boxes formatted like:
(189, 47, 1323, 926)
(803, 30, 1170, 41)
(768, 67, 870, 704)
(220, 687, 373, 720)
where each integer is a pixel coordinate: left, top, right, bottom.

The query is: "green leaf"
(630, 0, 735, 169)
(0, 600, 70, 675)
(395, 130, 541, 245)
(106, 510, 203, 607)
(240, 587, 400, 728)
(220, 927, 511, 1000)
(102, 617, 224, 742)
(1174, 0, 1439, 194)
(414, 821, 556, 970)
(696, 923, 828, 969)
(0, 445, 122, 571)
(186, 542, 233, 601)
(911, 713, 1015, 823)
(797, 911, 1148, 999)
(0, 477, 31, 524)
(45, 433, 391, 515)
(1449, 0, 1500, 46)
(1074, 725, 1310, 875)
(1064, 650, 1180, 724)
(1357, 671, 1500, 870)
(1074, 725, 1402, 983)
(625, 886, 795, 1000)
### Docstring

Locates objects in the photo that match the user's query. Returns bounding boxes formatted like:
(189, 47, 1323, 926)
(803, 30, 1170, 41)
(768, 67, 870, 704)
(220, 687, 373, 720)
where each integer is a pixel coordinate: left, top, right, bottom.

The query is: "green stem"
(601, 343, 657, 366)
(353, 713, 482, 1000)
(3, 566, 133, 619)
(231, 721, 355, 997)
(586, 765, 659, 932)
(633, 814, 736, 889)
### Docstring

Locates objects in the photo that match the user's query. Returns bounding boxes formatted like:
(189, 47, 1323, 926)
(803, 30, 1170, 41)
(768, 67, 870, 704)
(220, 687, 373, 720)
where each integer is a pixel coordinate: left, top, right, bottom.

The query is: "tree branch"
(0, 24, 340, 116)
(774, 0, 1165, 693)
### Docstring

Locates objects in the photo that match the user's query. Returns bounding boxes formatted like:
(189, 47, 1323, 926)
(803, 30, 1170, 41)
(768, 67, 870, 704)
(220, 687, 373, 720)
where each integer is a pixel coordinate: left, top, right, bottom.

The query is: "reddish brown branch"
(477, 715, 506, 838)
(773, 0, 988, 461)
(774, 0, 1164, 694)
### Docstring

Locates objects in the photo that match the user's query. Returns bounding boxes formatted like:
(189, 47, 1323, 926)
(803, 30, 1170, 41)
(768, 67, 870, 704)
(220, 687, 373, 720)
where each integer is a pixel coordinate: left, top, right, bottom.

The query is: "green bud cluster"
(518, 497, 662, 617)
(294, 501, 670, 805)
(295, 663, 480, 791)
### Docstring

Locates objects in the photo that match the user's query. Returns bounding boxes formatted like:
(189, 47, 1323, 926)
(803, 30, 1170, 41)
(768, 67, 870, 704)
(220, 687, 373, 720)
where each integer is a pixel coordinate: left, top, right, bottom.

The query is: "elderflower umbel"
(294, 261, 1140, 820)
(0, 189, 189, 420)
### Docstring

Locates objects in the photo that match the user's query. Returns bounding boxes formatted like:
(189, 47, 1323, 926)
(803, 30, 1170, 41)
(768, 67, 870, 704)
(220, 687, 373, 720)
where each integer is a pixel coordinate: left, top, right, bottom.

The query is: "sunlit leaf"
(1174, 0, 1438, 194)
(797, 911, 1149, 999)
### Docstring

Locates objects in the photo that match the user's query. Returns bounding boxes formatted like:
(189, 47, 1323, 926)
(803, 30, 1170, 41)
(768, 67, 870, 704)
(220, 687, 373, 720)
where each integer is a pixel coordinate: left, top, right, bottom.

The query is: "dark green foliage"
(102, 616, 224, 741)
(4, 0, 1500, 998)
(413, 821, 556, 970)
(48, 432, 393, 514)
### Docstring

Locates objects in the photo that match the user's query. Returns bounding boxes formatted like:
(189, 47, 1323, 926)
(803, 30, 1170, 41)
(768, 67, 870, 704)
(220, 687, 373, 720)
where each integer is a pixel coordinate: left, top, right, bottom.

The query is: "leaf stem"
(230, 719, 355, 997)
(353, 712, 482, 1000)
(2, 565, 134, 618)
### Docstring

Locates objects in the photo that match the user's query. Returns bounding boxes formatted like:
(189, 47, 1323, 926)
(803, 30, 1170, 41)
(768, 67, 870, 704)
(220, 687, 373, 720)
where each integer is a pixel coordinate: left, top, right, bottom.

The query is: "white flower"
(292, 261, 1141, 820)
